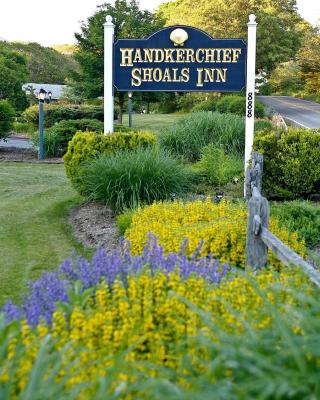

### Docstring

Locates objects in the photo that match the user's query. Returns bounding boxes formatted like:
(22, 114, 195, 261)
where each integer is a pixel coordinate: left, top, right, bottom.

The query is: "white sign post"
(104, 15, 115, 135)
(244, 14, 257, 197)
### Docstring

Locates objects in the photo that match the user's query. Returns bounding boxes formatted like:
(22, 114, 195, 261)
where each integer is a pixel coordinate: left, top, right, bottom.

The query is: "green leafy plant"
(159, 111, 245, 162)
(191, 99, 217, 113)
(271, 201, 320, 248)
(21, 104, 118, 127)
(79, 147, 195, 212)
(196, 144, 243, 187)
(0, 100, 15, 140)
(254, 128, 320, 199)
(116, 209, 135, 235)
(216, 95, 265, 117)
(64, 130, 156, 185)
(31, 119, 104, 157)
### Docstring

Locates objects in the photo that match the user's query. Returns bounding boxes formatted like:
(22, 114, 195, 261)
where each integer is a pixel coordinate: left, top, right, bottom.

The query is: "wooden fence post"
(246, 187, 270, 271)
(245, 152, 263, 201)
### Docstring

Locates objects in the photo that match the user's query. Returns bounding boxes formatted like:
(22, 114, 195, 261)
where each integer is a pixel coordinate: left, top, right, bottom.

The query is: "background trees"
(73, 0, 164, 122)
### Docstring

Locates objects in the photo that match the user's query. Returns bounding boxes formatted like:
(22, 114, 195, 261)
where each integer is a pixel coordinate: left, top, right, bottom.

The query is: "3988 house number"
(247, 92, 253, 118)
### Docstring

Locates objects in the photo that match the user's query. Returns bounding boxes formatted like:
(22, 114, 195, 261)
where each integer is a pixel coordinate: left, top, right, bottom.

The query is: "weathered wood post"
(246, 187, 270, 271)
(245, 152, 263, 201)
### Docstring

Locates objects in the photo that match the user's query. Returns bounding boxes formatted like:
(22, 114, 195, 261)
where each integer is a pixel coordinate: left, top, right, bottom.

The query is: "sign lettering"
(114, 26, 247, 92)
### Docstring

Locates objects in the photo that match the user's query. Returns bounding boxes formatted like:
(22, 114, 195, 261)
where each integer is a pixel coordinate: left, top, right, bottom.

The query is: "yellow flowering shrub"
(125, 199, 305, 268)
(0, 268, 314, 397)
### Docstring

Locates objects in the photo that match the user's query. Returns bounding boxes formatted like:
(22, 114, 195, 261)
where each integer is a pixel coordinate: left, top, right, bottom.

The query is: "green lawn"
(0, 163, 90, 306)
(120, 113, 184, 134)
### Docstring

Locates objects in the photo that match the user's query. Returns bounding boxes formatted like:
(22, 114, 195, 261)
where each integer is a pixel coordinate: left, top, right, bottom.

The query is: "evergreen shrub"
(191, 99, 217, 113)
(64, 130, 156, 186)
(216, 95, 265, 117)
(254, 128, 320, 199)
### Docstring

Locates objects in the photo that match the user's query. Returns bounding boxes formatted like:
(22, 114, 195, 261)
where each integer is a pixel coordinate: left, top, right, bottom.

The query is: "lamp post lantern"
(48, 91, 52, 103)
(38, 88, 46, 160)
(128, 92, 133, 128)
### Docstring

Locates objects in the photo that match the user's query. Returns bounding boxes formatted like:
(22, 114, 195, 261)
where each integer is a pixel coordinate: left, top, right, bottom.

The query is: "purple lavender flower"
(1, 237, 231, 327)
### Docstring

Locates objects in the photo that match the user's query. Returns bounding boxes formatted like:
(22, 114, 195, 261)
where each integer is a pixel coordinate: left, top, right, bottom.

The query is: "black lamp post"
(48, 91, 52, 103)
(128, 92, 133, 128)
(38, 88, 46, 160)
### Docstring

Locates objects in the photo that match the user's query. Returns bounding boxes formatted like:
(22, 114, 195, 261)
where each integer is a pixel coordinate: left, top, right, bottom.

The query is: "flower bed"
(125, 200, 305, 268)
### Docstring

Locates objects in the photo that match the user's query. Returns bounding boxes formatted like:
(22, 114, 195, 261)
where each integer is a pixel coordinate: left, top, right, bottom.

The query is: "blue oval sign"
(114, 26, 247, 92)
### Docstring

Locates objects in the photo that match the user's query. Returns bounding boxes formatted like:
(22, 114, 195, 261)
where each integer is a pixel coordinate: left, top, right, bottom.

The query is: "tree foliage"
(158, 0, 306, 72)
(6, 42, 78, 84)
(0, 43, 28, 110)
(73, 0, 164, 101)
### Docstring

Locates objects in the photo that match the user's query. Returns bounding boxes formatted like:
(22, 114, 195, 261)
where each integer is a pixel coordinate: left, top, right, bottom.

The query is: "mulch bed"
(68, 202, 121, 253)
(0, 148, 63, 163)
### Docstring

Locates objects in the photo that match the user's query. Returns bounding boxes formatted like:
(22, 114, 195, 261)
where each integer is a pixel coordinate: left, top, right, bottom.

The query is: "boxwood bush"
(79, 147, 196, 212)
(254, 128, 320, 199)
(64, 130, 156, 186)
(159, 111, 245, 161)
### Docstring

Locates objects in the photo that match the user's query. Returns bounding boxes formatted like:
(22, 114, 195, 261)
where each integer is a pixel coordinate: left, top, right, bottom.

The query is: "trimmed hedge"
(22, 104, 118, 127)
(254, 128, 320, 199)
(191, 99, 217, 113)
(64, 130, 156, 186)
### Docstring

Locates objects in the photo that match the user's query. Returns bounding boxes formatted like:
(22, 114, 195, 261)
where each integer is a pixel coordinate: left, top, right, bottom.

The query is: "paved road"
(0, 137, 33, 149)
(258, 96, 320, 129)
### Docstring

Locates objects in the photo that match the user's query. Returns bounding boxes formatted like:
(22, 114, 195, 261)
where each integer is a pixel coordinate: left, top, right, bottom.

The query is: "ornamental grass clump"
(79, 147, 196, 212)
(125, 199, 305, 268)
(159, 111, 245, 161)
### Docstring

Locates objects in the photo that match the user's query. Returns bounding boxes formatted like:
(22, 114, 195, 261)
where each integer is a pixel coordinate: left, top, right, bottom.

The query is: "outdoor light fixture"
(38, 88, 47, 160)
(38, 88, 47, 102)
(128, 92, 133, 128)
(48, 91, 52, 102)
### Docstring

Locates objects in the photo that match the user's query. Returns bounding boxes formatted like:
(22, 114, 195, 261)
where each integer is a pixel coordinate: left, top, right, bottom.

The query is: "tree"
(7, 42, 78, 84)
(0, 43, 28, 110)
(0, 100, 15, 140)
(73, 0, 164, 123)
(158, 0, 305, 72)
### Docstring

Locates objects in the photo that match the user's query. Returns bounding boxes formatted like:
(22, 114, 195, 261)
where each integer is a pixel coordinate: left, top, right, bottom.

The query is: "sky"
(0, 0, 319, 46)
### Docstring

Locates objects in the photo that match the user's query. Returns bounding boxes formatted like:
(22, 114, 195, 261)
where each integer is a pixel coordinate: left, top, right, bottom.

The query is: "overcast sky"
(0, 0, 318, 46)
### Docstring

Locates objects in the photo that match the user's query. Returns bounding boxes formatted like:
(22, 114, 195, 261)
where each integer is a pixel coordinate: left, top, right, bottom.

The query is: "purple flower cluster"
(2, 237, 231, 327)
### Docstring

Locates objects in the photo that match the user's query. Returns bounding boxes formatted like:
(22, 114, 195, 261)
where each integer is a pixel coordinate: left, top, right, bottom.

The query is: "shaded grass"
(0, 163, 90, 305)
(121, 113, 185, 135)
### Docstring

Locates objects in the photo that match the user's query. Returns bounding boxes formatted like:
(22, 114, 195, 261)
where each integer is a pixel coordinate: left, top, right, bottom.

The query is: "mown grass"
(121, 113, 185, 134)
(0, 162, 90, 306)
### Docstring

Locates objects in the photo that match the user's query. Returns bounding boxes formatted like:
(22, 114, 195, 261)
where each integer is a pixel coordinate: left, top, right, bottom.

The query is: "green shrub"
(12, 121, 35, 135)
(191, 99, 217, 113)
(216, 95, 265, 117)
(79, 147, 195, 212)
(31, 119, 104, 157)
(21, 104, 118, 127)
(196, 144, 243, 187)
(159, 111, 245, 161)
(64, 130, 156, 185)
(271, 201, 320, 248)
(116, 209, 135, 235)
(0, 100, 15, 140)
(254, 128, 320, 199)
(255, 119, 273, 132)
